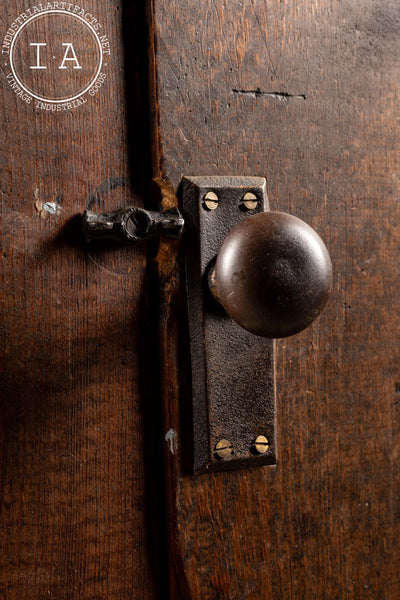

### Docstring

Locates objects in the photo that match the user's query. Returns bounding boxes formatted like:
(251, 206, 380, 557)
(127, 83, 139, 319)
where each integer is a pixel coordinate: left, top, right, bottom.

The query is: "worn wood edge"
(146, 0, 163, 179)
(149, 178, 192, 599)
(146, 0, 192, 573)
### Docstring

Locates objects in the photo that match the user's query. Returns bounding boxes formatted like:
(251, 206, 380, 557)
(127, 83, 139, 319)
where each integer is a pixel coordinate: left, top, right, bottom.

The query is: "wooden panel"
(0, 2, 160, 598)
(152, 0, 400, 597)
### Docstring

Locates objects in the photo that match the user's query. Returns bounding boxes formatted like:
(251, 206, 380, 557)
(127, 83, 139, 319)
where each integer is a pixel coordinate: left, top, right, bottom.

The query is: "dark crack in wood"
(232, 88, 306, 100)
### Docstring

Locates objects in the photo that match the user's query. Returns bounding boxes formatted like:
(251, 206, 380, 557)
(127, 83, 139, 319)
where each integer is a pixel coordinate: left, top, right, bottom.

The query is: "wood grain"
(0, 1, 160, 598)
(151, 0, 400, 597)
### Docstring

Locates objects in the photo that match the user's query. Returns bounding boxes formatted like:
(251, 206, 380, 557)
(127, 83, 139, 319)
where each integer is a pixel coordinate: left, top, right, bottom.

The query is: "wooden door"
(151, 0, 400, 598)
(0, 2, 163, 598)
(1, 1, 400, 599)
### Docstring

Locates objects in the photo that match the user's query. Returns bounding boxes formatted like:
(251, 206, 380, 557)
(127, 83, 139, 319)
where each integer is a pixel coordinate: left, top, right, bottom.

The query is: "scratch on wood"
(250, 0, 278, 78)
(232, 88, 306, 101)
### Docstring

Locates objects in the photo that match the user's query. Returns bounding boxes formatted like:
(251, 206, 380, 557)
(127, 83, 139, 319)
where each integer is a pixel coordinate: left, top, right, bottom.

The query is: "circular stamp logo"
(2, 3, 110, 110)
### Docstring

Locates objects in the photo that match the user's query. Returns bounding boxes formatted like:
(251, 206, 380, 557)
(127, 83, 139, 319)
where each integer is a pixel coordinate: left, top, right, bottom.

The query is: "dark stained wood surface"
(151, 0, 400, 597)
(2, 0, 400, 597)
(0, 2, 161, 598)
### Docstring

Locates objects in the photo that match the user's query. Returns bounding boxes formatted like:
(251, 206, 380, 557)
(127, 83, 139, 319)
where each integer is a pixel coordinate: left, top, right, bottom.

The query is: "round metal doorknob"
(213, 211, 332, 338)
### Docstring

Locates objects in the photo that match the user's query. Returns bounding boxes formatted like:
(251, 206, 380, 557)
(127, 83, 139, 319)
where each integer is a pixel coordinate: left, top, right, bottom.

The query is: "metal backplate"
(182, 176, 276, 473)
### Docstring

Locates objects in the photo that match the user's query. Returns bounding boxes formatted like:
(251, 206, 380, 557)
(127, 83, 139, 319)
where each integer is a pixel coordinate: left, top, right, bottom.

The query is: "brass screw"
(254, 435, 269, 454)
(214, 439, 233, 459)
(203, 191, 219, 210)
(242, 192, 258, 210)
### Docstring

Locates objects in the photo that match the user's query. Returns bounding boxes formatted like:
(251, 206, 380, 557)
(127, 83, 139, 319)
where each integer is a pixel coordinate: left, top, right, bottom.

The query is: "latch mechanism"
(83, 205, 184, 243)
(83, 176, 332, 473)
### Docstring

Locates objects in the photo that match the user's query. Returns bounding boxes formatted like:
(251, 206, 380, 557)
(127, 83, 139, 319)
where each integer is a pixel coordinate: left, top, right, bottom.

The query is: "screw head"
(214, 439, 233, 459)
(203, 191, 219, 210)
(254, 435, 269, 454)
(242, 192, 258, 210)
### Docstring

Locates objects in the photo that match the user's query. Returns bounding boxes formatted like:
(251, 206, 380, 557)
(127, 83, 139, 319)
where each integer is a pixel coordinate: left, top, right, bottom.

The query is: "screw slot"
(214, 439, 233, 459)
(242, 192, 258, 211)
(203, 191, 219, 210)
(253, 435, 269, 454)
(125, 210, 150, 239)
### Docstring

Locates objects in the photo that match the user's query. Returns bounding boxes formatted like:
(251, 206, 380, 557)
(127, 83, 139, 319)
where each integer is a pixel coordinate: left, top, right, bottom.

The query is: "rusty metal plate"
(181, 176, 276, 473)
